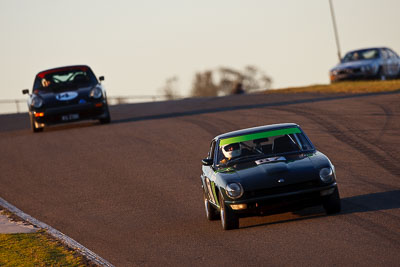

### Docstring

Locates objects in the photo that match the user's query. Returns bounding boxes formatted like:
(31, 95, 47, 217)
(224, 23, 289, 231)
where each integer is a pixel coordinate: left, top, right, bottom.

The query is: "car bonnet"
(218, 153, 322, 192)
(35, 85, 95, 107)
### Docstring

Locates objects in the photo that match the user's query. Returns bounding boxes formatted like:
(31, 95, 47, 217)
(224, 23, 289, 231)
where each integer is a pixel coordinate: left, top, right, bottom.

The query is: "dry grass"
(0, 208, 94, 266)
(0, 231, 86, 266)
(265, 80, 400, 94)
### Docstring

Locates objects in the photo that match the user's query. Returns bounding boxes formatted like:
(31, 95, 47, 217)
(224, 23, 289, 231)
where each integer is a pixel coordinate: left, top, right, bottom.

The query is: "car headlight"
(320, 167, 334, 183)
(331, 70, 338, 75)
(31, 96, 43, 108)
(225, 183, 243, 199)
(89, 87, 103, 99)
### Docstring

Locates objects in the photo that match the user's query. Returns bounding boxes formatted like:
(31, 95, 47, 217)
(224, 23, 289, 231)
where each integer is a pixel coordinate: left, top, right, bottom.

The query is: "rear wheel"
(323, 187, 341, 214)
(219, 192, 239, 230)
(203, 191, 218, 221)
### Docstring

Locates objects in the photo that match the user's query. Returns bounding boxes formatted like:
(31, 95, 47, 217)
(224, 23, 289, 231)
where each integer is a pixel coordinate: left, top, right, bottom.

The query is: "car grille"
(49, 99, 81, 107)
(245, 180, 320, 198)
(338, 68, 361, 75)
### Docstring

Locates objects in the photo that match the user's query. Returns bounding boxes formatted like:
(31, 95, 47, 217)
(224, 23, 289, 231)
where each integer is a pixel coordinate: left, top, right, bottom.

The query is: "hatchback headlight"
(89, 87, 103, 99)
(225, 183, 243, 199)
(31, 96, 43, 108)
(320, 167, 334, 183)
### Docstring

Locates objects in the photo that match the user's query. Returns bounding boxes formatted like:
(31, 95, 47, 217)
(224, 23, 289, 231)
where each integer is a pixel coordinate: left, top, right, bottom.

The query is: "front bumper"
(330, 69, 377, 82)
(225, 183, 337, 216)
(32, 101, 108, 126)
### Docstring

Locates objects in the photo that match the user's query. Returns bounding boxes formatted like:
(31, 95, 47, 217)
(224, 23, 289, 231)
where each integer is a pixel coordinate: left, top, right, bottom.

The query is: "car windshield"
(33, 67, 97, 92)
(342, 49, 379, 62)
(217, 127, 314, 166)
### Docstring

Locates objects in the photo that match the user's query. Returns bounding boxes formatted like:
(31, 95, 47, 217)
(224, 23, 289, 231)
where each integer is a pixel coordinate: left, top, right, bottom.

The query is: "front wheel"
(99, 105, 111, 124)
(322, 187, 341, 214)
(30, 115, 43, 133)
(219, 192, 239, 230)
(377, 68, 386, 81)
(203, 191, 218, 221)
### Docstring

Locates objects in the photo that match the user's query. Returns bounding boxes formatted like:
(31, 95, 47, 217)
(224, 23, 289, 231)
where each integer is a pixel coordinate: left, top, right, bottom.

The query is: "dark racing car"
(329, 47, 400, 82)
(201, 123, 341, 230)
(22, 65, 111, 132)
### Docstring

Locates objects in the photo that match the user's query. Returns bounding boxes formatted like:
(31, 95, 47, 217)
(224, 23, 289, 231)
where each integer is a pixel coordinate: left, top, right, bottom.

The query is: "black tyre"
(323, 187, 341, 215)
(30, 115, 43, 133)
(219, 191, 239, 230)
(99, 105, 111, 124)
(203, 191, 219, 221)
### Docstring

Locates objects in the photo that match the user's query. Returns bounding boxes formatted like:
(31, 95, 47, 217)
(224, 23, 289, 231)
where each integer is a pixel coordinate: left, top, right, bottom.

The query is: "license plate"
(61, 114, 79, 121)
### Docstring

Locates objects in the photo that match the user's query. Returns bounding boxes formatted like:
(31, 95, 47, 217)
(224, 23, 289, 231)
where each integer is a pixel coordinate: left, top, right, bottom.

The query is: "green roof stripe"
(219, 127, 301, 147)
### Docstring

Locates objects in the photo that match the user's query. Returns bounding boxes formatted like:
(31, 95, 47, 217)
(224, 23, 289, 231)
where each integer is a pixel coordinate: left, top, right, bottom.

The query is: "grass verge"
(0, 208, 95, 266)
(265, 80, 400, 94)
(0, 230, 87, 266)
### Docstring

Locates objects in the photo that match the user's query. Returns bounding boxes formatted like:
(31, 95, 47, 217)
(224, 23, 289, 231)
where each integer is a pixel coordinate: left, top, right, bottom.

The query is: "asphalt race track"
(1, 91, 399, 266)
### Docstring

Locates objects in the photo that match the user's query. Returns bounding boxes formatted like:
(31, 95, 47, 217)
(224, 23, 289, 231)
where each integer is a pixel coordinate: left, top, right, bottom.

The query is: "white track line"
(0, 196, 114, 267)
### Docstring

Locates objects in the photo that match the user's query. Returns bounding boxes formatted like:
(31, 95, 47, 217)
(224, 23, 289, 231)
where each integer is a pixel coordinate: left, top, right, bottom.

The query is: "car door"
(202, 140, 219, 206)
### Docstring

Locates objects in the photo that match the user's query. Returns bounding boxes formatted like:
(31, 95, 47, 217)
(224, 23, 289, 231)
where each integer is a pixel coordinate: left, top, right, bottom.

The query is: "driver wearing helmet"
(220, 143, 241, 164)
(41, 78, 51, 88)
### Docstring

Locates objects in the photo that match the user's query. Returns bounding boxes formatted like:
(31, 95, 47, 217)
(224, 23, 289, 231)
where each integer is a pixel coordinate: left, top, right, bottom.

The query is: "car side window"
(385, 49, 392, 59)
(381, 49, 389, 59)
(387, 49, 397, 59)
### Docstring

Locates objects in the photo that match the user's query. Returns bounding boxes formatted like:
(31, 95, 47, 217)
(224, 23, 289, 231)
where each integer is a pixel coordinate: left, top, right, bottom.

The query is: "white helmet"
(222, 143, 241, 159)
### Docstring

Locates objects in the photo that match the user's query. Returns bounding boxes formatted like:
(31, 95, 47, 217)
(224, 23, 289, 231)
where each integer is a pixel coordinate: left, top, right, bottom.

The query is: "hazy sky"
(1, 0, 400, 104)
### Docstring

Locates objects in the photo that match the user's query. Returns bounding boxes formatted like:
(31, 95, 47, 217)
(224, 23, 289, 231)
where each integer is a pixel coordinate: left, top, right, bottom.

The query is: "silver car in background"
(330, 47, 400, 82)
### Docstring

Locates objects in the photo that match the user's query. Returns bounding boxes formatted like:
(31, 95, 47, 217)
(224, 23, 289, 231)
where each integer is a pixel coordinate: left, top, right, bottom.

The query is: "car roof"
(214, 123, 300, 141)
(36, 65, 91, 78)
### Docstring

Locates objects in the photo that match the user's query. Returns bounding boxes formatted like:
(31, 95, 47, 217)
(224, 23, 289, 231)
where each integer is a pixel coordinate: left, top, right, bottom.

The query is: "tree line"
(161, 65, 272, 99)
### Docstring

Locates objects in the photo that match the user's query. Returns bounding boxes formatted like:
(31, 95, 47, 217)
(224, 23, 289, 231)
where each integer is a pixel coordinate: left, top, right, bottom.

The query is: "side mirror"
(99, 76, 105, 81)
(202, 158, 213, 166)
(22, 89, 29, 95)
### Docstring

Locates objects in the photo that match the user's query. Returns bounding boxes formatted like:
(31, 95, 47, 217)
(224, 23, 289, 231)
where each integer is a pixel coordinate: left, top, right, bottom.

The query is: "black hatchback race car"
(201, 123, 341, 230)
(22, 65, 111, 132)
